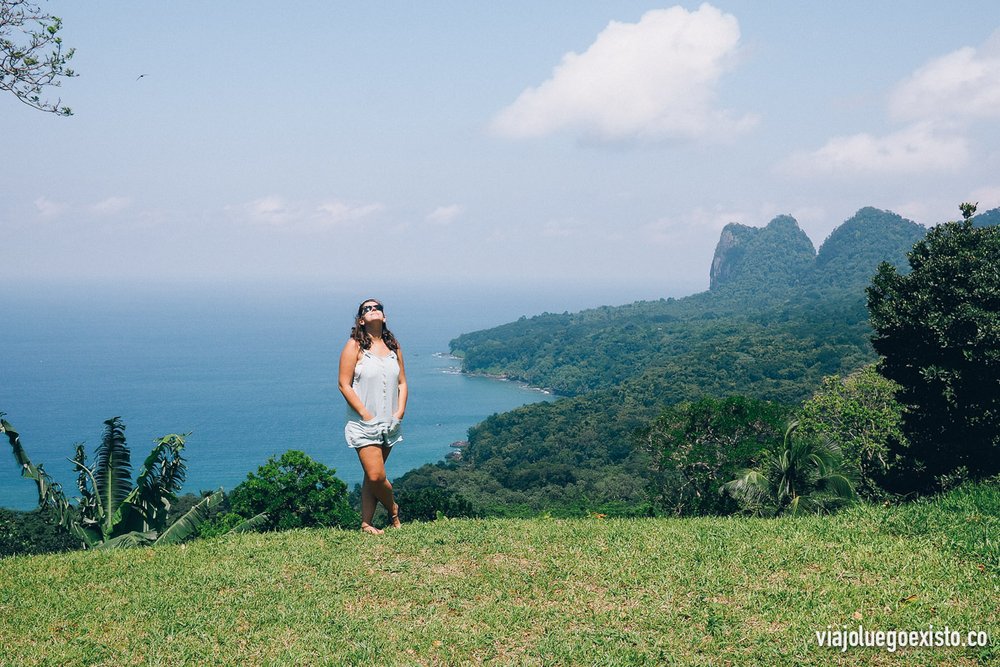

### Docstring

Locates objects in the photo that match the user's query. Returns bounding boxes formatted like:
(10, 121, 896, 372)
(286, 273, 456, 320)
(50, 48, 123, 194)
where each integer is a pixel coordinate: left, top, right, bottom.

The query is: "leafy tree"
(722, 421, 857, 516)
(2, 414, 260, 549)
(228, 450, 358, 531)
(866, 204, 1000, 490)
(637, 396, 790, 516)
(1, 0, 76, 115)
(797, 365, 910, 499)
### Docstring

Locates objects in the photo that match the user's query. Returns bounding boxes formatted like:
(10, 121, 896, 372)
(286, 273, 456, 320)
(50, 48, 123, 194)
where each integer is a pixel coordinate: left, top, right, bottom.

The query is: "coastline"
(447, 367, 557, 397)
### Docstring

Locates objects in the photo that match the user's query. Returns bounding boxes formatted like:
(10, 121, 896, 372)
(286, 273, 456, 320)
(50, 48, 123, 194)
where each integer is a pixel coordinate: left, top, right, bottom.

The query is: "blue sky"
(4, 1, 1000, 300)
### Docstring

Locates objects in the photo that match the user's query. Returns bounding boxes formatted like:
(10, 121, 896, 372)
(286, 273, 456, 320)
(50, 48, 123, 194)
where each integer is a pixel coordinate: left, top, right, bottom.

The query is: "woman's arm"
(338, 339, 373, 420)
(394, 347, 407, 420)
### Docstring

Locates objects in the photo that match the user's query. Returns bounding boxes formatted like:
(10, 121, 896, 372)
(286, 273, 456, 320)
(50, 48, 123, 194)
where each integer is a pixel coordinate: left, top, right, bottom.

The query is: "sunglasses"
(361, 304, 384, 315)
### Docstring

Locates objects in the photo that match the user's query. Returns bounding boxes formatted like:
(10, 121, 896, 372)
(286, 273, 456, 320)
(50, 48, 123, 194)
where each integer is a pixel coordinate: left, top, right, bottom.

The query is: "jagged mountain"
(710, 207, 928, 293)
(709, 215, 815, 291)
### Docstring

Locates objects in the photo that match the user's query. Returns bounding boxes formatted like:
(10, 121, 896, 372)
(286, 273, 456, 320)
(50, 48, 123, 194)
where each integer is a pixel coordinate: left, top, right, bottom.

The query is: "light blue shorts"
(345, 417, 403, 449)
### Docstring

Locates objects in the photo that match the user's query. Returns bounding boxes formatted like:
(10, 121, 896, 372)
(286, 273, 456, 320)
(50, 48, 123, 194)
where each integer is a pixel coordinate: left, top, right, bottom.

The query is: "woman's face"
(359, 300, 385, 326)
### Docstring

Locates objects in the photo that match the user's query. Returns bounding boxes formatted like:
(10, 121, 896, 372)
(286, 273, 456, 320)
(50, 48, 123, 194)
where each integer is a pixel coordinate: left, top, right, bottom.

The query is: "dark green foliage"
(392, 486, 476, 522)
(0, 507, 79, 557)
(228, 450, 358, 531)
(452, 289, 875, 399)
(395, 390, 656, 517)
(722, 422, 857, 516)
(637, 396, 792, 516)
(196, 510, 255, 540)
(89, 417, 133, 539)
(170, 491, 233, 539)
(867, 216, 1000, 490)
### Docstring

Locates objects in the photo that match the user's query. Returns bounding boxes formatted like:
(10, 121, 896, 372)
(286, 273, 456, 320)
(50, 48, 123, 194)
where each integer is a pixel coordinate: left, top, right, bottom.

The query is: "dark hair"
(350, 298, 399, 352)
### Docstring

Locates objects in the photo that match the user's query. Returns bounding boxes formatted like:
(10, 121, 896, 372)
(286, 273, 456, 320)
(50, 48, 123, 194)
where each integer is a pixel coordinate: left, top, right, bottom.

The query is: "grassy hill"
(1, 482, 996, 666)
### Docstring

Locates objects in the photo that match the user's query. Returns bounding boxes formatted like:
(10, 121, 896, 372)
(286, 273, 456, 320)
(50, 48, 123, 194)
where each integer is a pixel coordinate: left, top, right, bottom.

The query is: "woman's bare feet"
(361, 523, 384, 535)
(389, 503, 401, 529)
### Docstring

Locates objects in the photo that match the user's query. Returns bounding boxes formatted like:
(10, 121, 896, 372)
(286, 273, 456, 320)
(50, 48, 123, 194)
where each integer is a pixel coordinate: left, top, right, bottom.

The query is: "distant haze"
(3, 2, 999, 294)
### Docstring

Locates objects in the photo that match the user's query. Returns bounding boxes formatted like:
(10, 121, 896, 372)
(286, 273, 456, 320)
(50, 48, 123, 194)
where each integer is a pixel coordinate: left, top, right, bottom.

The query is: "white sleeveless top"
(344, 349, 403, 448)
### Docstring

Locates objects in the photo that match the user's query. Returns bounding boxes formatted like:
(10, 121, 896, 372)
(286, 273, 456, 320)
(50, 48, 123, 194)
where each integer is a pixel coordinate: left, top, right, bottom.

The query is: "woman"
(339, 298, 407, 534)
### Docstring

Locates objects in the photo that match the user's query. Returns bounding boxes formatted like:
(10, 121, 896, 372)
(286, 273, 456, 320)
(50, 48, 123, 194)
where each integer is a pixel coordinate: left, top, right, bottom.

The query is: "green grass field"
(1, 482, 996, 666)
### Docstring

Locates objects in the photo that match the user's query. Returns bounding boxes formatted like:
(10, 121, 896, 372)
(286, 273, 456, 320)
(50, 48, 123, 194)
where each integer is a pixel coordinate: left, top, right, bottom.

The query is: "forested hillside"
(450, 207, 926, 397)
(396, 207, 985, 516)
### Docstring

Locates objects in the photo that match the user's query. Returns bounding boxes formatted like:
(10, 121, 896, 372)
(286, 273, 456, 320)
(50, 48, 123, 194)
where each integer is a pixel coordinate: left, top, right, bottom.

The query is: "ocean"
(0, 280, 675, 511)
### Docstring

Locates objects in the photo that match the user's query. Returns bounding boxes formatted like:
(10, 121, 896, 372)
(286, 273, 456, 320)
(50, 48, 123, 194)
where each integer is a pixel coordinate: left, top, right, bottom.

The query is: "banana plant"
(2, 413, 266, 549)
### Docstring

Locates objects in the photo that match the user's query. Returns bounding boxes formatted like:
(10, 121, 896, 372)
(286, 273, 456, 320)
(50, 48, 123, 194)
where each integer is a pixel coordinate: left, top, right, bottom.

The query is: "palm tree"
(721, 421, 857, 517)
(2, 414, 264, 549)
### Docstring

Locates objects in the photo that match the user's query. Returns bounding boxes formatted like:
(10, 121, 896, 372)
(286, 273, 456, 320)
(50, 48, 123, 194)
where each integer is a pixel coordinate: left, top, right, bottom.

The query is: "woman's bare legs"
(357, 444, 399, 533)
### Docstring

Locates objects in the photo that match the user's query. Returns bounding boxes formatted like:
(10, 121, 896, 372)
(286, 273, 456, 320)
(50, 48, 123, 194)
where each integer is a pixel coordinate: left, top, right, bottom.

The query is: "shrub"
(392, 486, 476, 522)
(0, 508, 79, 558)
(228, 450, 358, 531)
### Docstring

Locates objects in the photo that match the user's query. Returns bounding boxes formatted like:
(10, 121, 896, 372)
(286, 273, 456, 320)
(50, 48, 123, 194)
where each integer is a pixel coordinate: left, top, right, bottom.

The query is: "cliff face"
(709, 215, 816, 291)
(709, 223, 755, 290)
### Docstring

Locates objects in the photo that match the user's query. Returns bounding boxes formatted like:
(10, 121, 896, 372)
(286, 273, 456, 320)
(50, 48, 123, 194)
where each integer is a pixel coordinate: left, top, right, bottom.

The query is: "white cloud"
(237, 196, 383, 227)
(781, 122, 969, 176)
(246, 195, 293, 225)
(891, 199, 943, 226)
(490, 3, 755, 143)
(787, 205, 827, 230)
(640, 206, 742, 245)
(316, 200, 384, 225)
(91, 196, 131, 216)
(786, 30, 999, 180)
(34, 197, 68, 218)
(425, 204, 464, 225)
(890, 29, 1000, 123)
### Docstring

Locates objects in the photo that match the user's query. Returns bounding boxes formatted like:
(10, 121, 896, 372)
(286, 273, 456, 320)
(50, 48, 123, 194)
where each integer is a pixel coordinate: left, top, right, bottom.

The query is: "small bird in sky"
(136, 74, 146, 81)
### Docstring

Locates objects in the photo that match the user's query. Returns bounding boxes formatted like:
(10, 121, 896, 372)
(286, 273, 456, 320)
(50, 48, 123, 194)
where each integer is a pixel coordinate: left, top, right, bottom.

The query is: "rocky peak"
(709, 215, 815, 291)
